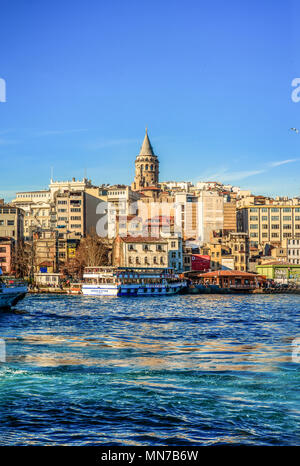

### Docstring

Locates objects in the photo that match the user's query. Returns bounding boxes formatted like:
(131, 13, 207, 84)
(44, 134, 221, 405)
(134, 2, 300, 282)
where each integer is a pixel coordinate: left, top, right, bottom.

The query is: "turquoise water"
(0, 293, 299, 445)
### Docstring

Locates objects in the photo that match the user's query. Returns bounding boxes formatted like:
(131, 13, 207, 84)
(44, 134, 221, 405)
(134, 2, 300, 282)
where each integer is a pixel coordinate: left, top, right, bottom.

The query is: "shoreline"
(27, 288, 300, 295)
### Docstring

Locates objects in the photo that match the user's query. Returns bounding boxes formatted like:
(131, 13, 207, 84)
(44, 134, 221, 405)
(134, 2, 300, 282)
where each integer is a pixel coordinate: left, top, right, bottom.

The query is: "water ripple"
(0, 293, 299, 445)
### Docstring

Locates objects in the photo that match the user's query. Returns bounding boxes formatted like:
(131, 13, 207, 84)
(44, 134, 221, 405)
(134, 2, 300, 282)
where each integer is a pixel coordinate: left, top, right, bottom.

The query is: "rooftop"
(138, 128, 155, 156)
(120, 236, 168, 244)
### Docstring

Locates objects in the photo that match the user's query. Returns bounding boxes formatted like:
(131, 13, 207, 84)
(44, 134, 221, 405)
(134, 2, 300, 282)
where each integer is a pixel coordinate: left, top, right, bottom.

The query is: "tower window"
(145, 164, 148, 170)
(150, 164, 153, 170)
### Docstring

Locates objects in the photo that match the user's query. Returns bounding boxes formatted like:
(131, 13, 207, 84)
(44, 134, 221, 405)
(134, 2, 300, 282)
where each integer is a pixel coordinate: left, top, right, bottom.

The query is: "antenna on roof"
(50, 166, 54, 182)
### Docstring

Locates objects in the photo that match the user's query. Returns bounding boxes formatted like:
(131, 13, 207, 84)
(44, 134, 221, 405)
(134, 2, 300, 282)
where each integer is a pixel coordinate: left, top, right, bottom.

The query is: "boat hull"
(81, 282, 186, 297)
(0, 286, 27, 309)
(82, 284, 119, 296)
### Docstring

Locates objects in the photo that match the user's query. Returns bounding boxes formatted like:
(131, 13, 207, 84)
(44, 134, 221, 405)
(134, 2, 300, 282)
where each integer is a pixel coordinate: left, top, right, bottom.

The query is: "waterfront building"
(34, 272, 62, 287)
(112, 235, 182, 271)
(132, 129, 159, 191)
(198, 270, 265, 290)
(256, 261, 300, 284)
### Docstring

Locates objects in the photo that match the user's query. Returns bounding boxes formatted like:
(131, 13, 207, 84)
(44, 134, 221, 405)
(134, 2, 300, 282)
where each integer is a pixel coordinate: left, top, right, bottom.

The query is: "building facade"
(0, 203, 24, 240)
(113, 235, 182, 271)
(0, 237, 14, 274)
(287, 238, 300, 264)
(237, 203, 300, 247)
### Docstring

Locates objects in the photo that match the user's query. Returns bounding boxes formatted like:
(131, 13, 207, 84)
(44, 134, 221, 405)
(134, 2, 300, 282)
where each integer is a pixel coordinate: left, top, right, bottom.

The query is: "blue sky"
(0, 0, 300, 200)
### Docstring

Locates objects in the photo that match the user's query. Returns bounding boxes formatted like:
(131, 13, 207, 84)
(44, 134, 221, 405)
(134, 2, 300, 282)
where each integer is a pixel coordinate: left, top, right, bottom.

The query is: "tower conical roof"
(139, 128, 155, 156)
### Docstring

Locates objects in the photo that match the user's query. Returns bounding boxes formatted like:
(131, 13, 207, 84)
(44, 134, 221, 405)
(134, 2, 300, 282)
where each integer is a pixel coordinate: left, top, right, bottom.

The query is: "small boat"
(0, 269, 28, 309)
(81, 266, 187, 297)
(67, 283, 82, 295)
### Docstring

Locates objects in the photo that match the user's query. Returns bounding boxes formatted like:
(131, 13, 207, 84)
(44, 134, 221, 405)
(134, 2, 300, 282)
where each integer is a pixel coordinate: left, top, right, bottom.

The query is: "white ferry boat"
(82, 267, 187, 297)
(0, 269, 28, 309)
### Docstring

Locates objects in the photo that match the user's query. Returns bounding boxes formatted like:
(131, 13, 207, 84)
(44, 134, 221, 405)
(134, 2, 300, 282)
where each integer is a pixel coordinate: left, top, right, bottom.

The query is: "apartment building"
(197, 191, 224, 244)
(237, 203, 300, 246)
(33, 229, 58, 273)
(107, 186, 140, 238)
(0, 204, 24, 240)
(113, 235, 182, 271)
(223, 199, 237, 232)
(287, 238, 300, 264)
(175, 193, 198, 242)
(55, 190, 101, 239)
(0, 237, 14, 274)
(12, 178, 96, 239)
(222, 232, 249, 272)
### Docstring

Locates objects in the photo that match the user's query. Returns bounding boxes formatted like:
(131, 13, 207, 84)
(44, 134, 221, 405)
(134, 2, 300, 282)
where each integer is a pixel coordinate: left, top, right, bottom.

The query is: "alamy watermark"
(292, 337, 300, 363)
(291, 78, 300, 103)
(0, 77, 6, 102)
(0, 339, 6, 362)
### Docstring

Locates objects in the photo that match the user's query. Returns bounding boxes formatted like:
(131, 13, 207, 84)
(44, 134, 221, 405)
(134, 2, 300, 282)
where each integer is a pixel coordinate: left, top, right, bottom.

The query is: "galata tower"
(132, 128, 159, 191)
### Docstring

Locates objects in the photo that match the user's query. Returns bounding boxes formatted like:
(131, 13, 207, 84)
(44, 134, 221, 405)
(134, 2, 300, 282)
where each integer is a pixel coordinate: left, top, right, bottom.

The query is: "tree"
(62, 229, 111, 279)
(11, 240, 34, 279)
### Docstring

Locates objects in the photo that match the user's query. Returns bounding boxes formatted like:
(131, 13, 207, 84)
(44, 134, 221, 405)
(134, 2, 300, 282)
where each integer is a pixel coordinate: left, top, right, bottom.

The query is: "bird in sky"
(291, 127, 299, 133)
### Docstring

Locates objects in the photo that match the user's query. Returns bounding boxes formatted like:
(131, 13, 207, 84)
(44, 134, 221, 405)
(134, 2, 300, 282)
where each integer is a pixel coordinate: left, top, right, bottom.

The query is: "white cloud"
(268, 159, 299, 167)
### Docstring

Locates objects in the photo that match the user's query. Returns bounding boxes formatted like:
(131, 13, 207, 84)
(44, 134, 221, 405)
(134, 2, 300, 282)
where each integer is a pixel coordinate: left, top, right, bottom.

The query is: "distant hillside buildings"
(0, 129, 300, 283)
